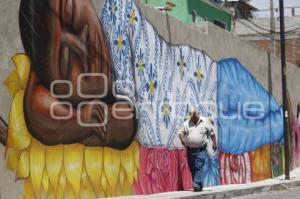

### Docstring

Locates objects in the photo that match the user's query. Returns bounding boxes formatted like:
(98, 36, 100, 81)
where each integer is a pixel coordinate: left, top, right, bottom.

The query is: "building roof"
(202, 0, 233, 15)
(226, 0, 258, 11)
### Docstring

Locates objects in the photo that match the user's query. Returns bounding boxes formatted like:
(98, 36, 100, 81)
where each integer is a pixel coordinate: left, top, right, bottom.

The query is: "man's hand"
(212, 142, 217, 151)
(179, 133, 186, 147)
(210, 133, 217, 151)
(181, 139, 186, 146)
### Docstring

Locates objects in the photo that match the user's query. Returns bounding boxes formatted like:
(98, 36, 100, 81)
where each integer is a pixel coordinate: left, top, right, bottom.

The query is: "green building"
(141, 0, 233, 31)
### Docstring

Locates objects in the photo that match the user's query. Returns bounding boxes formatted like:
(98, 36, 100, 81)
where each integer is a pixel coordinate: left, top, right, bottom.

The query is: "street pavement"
(110, 167, 300, 199)
(233, 186, 300, 199)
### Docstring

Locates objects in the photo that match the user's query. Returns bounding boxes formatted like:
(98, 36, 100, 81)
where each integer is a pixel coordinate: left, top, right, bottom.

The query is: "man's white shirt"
(179, 117, 214, 148)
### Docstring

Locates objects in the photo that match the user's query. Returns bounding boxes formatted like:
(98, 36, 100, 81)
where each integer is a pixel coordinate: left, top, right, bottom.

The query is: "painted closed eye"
(60, 46, 69, 78)
(61, 0, 74, 28)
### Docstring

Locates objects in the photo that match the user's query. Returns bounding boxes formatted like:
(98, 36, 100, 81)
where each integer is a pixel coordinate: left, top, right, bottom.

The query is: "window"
(214, 20, 226, 29)
(154, 6, 166, 13)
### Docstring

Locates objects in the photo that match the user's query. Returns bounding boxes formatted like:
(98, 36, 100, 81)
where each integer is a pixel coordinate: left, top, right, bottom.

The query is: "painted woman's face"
(46, 0, 111, 105)
(22, 0, 136, 148)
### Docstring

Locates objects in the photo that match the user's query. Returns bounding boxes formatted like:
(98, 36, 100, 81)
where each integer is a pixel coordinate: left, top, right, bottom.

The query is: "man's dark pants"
(186, 146, 207, 189)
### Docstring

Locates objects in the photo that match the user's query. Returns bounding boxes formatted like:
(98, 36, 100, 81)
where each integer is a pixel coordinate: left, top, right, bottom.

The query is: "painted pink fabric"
(219, 152, 251, 185)
(133, 147, 192, 195)
(292, 117, 300, 168)
(178, 150, 193, 190)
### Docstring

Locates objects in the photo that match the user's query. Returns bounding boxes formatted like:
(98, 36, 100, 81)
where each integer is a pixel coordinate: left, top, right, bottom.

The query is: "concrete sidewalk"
(112, 168, 300, 199)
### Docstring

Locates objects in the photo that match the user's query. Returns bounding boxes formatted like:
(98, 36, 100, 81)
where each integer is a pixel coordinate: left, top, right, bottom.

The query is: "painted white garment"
(100, 0, 217, 149)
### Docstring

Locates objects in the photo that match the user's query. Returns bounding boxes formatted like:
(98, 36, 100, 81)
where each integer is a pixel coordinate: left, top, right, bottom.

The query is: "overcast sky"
(250, 0, 300, 17)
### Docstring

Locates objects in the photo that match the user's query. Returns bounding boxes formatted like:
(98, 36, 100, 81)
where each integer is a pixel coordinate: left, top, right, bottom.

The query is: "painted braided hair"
(19, 0, 52, 84)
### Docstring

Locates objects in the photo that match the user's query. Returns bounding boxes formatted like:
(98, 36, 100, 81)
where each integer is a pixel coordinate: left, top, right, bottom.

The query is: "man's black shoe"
(193, 186, 203, 192)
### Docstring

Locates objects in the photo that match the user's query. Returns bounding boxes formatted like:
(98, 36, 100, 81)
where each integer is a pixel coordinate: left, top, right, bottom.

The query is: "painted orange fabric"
(250, 145, 272, 182)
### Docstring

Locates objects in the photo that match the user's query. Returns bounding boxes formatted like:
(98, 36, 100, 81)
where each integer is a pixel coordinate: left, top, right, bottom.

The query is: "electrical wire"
(285, 26, 300, 34)
(245, 19, 278, 33)
(237, 19, 300, 49)
(243, 19, 300, 34)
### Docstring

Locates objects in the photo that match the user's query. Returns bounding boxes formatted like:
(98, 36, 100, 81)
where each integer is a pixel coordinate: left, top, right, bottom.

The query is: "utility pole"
(270, 0, 276, 53)
(279, 0, 290, 180)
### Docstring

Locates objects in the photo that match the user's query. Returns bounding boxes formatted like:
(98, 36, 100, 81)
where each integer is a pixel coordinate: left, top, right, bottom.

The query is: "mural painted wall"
(0, 0, 299, 198)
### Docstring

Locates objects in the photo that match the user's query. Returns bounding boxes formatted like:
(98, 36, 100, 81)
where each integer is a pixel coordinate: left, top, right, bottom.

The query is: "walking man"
(178, 107, 217, 192)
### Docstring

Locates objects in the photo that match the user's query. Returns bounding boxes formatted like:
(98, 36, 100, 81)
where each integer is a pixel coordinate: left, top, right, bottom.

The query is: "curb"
(174, 180, 300, 199)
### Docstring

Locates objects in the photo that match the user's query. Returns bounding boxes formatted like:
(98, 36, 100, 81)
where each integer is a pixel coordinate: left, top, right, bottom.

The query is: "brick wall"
(254, 38, 300, 67)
